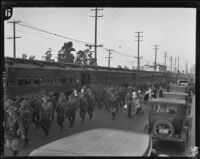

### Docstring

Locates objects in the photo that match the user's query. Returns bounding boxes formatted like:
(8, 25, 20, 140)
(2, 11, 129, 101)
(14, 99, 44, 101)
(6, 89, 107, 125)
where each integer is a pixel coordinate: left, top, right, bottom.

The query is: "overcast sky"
(4, 8, 196, 72)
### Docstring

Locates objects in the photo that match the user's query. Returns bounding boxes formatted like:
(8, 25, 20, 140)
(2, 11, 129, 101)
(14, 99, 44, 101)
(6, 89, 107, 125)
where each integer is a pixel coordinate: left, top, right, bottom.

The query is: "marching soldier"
(49, 91, 57, 121)
(109, 92, 118, 120)
(55, 92, 67, 132)
(5, 102, 25, 156)
(86, 87, 95, 120)
(31, 94, 42, 129)
(79, 93, 87, 122)
(125, 87, 133, 118)
(66, 94, 77, 128)
(18, 97, 33, 148)
(40, 94, 54, 138)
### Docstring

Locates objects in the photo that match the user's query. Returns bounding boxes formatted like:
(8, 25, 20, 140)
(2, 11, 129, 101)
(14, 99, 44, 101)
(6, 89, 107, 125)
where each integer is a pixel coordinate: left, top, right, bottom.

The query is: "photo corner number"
(3, 7, 13, 21)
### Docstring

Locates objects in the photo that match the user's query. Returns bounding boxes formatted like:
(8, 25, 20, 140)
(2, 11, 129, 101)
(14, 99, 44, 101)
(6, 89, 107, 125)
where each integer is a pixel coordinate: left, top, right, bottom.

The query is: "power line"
(16, 21, 134, 59)
(163, 51, 168, 66)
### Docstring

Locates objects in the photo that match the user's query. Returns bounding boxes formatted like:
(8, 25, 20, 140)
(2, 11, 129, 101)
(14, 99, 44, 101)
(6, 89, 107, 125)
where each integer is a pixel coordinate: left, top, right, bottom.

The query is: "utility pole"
(170, 56, 173, 72)
(7, 20, 21, 58)
(186, 61, 188, 74)
(105, 49, 113, 68)
(175, 57, 177, 73)
(135, 32, 143, 70)
(154, 45, 159, 71)
(163, 51, 168, 66)
(90, 7, 103, 66)
(178, 56, 180, 73)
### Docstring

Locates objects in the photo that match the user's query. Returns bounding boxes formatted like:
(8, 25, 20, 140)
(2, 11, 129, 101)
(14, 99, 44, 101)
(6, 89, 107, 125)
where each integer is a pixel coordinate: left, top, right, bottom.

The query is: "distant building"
(190, 65, 195, 74)
(143, 64, 167, 72)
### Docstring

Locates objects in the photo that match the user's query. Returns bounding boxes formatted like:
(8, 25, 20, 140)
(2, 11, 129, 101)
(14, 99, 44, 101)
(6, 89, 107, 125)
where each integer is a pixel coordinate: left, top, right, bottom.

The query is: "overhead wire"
(16, 21, 134, 58)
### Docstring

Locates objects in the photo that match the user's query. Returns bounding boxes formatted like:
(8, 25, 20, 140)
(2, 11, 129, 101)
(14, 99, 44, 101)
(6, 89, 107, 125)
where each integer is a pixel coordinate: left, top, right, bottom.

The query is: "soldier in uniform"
(125, 87, 133, 118)
(55, 92, 67, 132)
(49, 91, 57, 121)
(66, 93, 78, 128)
(79, 93, 87, 122)
(40, 94, 54, 138)
(86, 87, 95, 120)
(109, 92, 118, 120)
(31, 94, 42, 129)
(5, 102, 25, 156)
(18, 97, 33, 148)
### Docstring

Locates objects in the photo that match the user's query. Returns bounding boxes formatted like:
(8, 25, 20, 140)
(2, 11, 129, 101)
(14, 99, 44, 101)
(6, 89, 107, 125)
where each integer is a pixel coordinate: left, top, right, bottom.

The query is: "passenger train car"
(4, 57, 176, 99)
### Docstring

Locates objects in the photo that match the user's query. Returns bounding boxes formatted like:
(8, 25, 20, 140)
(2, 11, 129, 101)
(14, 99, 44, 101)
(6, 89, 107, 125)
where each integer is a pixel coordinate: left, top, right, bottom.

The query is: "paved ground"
(3, 95, 195, 157)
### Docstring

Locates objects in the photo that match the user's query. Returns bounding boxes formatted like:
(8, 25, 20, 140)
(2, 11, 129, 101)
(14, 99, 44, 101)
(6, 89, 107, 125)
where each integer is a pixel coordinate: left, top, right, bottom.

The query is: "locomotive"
(4, 57, 177, 99)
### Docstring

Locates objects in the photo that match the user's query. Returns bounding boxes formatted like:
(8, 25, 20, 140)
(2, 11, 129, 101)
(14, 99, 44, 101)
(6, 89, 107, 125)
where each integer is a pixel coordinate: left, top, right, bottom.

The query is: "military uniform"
(66, 94, 78, 127)
(55, 93, 67, 132)
(79, 94, 87, 122)
(109, 93, 118, 120)
(5, 106, 25, 156)
(40, 95, 53, 138)
(18, 99, 33, 147)
(125, 92, 133, 117)
(86, 89, 95, 120)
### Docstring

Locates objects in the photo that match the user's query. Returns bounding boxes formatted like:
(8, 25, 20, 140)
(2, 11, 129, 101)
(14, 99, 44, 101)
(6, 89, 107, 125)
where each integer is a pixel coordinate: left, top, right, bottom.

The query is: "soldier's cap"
(138, 90, 141, 94)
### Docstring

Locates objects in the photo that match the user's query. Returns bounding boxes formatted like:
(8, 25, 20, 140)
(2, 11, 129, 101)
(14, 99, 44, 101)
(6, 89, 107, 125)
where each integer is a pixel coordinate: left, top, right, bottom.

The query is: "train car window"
(34, 79, 41, 85)
(18, 79, 25, 86)
(47, 79, 53, 84)
(58, 79, 66, 84)
(69, 79, 73, 83)
(25, 79, 31, 85)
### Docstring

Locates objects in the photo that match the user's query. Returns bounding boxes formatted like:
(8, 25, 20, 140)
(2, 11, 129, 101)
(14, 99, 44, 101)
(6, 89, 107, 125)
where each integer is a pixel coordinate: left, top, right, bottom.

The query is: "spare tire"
(153, 119, 175, 138)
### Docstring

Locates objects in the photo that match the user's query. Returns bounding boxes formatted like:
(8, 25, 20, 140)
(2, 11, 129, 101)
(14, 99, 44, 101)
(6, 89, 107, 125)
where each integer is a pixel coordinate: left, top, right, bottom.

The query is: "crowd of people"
(4, 84, 165, 156)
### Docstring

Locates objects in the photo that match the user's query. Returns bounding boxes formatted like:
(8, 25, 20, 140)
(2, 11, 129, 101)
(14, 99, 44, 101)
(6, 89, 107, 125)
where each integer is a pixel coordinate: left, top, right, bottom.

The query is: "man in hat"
(79, 93, 87, 122)
(85, 88, 95, 120)
(18, 97, 33, 148)
(55, 92, 67, 132)
(125, 87, 134, 118)
(40, 94, 54, 138)
(4, 102, 25, 156)
(66, 94, 78, 128)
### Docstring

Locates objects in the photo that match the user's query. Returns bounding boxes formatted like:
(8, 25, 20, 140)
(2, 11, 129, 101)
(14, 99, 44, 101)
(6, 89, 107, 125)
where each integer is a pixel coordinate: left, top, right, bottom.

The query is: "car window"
(154, 104, 177, 114)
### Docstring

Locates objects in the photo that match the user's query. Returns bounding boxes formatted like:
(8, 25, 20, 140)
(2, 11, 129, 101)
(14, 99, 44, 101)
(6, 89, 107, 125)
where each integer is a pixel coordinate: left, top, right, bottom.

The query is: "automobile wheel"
(153, 119, 175, 138)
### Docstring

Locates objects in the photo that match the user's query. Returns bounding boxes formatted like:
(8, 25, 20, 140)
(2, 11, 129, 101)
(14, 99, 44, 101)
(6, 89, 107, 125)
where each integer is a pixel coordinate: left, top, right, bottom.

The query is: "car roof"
(29, 128, 151, 156)
(149, 98, 186, 105)
(163, 92, 188, 96)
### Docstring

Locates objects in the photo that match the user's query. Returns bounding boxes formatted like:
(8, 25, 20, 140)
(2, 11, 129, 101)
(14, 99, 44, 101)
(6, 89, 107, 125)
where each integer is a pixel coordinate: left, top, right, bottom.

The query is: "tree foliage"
(22, 53, 27, 59)
(75, 45, 96, 65)
(43, 48, 55, 61)
(117, 65, 122, 68)
(57, 41, 75, 63)
(29, 55, 35, 60)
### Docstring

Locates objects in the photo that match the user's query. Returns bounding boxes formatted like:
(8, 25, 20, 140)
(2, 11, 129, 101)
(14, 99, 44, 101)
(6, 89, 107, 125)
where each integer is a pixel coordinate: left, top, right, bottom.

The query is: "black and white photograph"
(2, 1, 198, 157)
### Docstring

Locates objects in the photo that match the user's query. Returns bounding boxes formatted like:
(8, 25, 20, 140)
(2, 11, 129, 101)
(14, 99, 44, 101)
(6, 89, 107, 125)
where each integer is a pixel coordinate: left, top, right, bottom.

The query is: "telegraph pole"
(91, 7, 103, 66)
(105, 49, 113, 68)
(154, 45, 159, 71)
(170, 56, 173, 72)
(163, 51, 168, 66)
(7, 20, 21, 58)
(135, 32, 143, 70)
(178, 56, 180, 73)
(175, 57, 177, 73)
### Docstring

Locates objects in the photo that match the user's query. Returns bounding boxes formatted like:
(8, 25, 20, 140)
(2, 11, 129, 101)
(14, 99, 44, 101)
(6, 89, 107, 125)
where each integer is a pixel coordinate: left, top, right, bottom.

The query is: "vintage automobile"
(29, 128, 157, 156)
(169, 85, 186, 93)
(144, 98, 193, 151)
(163, 92, 192, 114)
